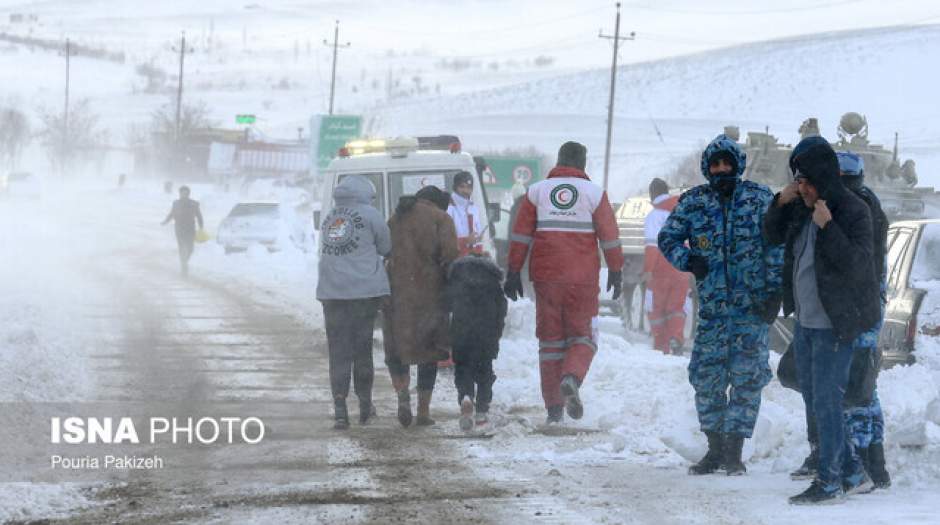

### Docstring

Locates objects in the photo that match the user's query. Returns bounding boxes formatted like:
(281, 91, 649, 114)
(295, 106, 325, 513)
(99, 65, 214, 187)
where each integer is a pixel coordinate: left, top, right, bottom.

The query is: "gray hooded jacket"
(316, 176, 391, 300)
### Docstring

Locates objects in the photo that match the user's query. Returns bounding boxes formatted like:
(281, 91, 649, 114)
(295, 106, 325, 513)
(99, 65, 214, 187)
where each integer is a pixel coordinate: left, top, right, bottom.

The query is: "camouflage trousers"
(844, 320, 885, 449)
(688, 314, 772, 438)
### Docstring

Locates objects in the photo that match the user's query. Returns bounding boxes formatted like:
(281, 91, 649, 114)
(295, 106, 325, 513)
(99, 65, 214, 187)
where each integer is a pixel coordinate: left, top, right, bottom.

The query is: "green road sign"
(479, 157, 542, 190)
(311, 115, 362, 170)
(236, 114, 256, 124)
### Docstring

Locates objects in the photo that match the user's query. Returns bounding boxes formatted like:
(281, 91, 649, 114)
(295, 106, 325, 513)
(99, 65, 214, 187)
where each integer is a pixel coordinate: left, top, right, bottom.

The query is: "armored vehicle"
(614, 113, 936, 344)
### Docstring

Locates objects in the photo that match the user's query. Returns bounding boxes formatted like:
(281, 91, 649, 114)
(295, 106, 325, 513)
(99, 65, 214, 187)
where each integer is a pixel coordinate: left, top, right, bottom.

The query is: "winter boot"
(559, 375, 583, 420)
(867, 443, 892, 489)
(545, 405, 564, 425)
(333, 398, 350, 430)
(688, 431, 724, 475)
(359, 398, 376, 425)
(459, 396, 474, 432)
(416, 390, 435, 426)
(474, 411, 489, 427)
(842, 469, 873, 496)
(789, 479, 844, 505)
(392, 374, 412, 428)
(669, 338, 684, 357)
(790, 443, 819, 480)
(723, 434, 747, 476)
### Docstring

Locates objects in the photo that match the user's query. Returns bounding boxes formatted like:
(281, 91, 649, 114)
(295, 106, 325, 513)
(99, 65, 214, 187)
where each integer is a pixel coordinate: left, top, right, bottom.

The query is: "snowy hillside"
(371, 23, 940, 200)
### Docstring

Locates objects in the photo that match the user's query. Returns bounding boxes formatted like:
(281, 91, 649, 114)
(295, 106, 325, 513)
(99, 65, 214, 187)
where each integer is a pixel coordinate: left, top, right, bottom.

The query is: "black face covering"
(710, 172, 737, 200)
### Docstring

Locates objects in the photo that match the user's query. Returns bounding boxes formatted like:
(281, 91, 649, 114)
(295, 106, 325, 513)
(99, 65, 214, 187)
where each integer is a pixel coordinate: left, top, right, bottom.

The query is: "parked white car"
(1, 171, 41, 199)
(217, 202, 299, 254)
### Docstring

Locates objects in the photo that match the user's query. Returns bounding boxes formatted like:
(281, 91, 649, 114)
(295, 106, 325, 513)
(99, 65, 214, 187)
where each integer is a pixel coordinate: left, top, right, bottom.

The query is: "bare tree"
(149, 96, 216, 147)
(0, 107, 31, 169)
(37, 99, 109, 174)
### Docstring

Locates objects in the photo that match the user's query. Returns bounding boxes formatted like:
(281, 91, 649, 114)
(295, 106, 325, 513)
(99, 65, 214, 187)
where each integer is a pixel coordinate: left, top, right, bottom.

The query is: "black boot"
(867, 443, 892, 489)
(560, 375, 583, 420)
(790, 442, 818, 480)
(359, 398, 376, 425)
(545, 405, 564, 425)
(333, 398, 349, 430)
(688, 431, 723, 475)
(397, 389, 413, 428)
(723, 434, 746, 476)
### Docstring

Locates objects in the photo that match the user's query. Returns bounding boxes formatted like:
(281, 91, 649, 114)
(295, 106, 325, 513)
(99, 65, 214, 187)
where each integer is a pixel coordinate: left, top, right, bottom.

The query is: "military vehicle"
(615, 113, 936, 344)
(741, 112, 929, 220)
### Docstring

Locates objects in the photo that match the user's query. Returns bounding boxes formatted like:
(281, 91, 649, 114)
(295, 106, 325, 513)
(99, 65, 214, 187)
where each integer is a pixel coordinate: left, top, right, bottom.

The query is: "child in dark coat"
(445, 254, 508, 430)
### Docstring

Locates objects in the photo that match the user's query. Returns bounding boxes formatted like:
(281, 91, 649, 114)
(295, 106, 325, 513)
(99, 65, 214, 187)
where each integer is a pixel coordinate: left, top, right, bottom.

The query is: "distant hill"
(370, 24, 940, 199)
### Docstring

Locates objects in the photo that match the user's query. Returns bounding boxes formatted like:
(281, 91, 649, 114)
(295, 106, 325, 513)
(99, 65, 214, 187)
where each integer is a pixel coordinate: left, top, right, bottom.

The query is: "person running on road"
(643, 178, 691, 355)
(504, 141, 624, 425)
(161, 185, 204, 277)
(317, 175, 391, 430)
(445, 254, 507, 431)
(384, 185, 459, 427)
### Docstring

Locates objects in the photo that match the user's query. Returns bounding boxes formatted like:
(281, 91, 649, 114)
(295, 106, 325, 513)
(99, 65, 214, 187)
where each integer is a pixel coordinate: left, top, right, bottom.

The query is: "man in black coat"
(762, 136, 880, 504)
(445, 254, 508, 431)
(161, 185, 204, 277)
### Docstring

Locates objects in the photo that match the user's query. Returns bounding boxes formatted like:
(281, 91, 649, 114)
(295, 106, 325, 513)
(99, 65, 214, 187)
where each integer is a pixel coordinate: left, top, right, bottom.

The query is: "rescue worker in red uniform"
(504, 142, 624, 423)
(643, 178, 691, 355)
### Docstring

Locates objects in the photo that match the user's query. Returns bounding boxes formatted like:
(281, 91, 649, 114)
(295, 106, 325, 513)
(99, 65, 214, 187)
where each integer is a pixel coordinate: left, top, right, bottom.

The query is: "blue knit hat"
(836, 151, 864, 177)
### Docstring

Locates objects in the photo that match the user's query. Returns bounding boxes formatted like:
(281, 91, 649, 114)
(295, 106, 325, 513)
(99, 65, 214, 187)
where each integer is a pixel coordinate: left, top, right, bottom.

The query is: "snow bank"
(494, 299, 940, 488)
(0, 197, 104, 402)
(0, 483, 95, 524)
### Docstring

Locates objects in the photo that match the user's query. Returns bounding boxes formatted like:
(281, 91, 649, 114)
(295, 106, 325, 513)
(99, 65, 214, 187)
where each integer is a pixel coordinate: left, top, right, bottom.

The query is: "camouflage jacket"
(658, 135, 784, 320)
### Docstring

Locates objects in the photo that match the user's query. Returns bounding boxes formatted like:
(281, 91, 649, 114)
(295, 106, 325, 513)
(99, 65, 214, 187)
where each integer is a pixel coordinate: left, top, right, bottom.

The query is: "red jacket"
(508, 166, 624, 285)
(643, 194, 685, 279)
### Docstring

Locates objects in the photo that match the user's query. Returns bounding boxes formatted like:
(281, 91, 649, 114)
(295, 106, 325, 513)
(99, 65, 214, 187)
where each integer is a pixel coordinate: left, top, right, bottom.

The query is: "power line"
(307, 3, 612, 38)
(621, 0, 867, 16)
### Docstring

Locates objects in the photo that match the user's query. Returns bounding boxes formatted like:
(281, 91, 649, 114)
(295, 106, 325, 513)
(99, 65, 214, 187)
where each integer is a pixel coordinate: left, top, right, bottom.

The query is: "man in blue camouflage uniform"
(839, 152, 891, 489)
(659, 135, 784, 476)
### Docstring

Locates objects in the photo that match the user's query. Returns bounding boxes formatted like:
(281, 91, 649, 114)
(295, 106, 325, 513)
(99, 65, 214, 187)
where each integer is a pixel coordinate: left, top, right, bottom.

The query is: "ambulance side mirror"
(486, 202, 501, 223)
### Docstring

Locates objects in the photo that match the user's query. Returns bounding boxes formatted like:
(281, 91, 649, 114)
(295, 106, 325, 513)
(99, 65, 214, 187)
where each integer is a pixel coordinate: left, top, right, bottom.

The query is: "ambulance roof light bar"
(338, 135, 460, 158)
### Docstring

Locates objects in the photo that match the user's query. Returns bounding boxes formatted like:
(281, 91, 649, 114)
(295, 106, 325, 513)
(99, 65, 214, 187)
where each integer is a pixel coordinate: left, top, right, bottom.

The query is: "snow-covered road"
(2, 179, 940, 523)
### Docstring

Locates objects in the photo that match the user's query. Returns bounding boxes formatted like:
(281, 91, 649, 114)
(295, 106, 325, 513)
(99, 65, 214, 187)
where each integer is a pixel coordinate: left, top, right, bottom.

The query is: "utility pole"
(171, 31, 195, 144)
(598, 2, 635, 193)
(60, 38, 79, 171)
(322, 20, 351, 115)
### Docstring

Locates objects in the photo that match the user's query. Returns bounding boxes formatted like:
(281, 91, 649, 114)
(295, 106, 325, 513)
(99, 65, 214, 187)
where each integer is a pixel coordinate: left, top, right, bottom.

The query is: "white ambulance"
(315, 136, 501, 255)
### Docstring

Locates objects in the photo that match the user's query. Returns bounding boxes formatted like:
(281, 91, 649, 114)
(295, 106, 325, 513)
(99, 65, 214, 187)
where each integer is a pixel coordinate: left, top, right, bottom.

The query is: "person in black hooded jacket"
(445, 254, 507, 431)
(762, 136, 881, 504)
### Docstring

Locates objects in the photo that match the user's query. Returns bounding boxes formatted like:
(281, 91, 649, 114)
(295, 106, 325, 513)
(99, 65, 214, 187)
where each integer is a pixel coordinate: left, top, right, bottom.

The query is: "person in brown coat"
(384, 185, 459, 427)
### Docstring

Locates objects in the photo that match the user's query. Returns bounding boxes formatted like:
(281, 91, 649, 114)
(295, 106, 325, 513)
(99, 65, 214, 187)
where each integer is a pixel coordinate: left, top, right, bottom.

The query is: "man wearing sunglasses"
(763, 136, 881, 504)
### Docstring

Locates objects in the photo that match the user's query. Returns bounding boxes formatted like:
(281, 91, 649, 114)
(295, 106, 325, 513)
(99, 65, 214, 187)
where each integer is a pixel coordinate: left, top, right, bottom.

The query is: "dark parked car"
(770, 219, 940, 367)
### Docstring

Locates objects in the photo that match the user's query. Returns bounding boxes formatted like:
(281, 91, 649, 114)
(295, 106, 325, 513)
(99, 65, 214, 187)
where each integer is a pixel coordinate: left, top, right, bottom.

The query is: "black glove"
(687, 255, 709, 281)
(503, 271, 524, 301)
(758, 293, 782, 324)
(607, 270, 623, 301)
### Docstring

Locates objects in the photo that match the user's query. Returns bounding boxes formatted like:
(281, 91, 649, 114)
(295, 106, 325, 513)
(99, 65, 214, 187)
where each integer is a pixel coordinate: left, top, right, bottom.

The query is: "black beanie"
(452, 170, 474, 191)
(649, 178, 669, 198)
(557, 141, 587, 171)
(415, 185, 451, 211)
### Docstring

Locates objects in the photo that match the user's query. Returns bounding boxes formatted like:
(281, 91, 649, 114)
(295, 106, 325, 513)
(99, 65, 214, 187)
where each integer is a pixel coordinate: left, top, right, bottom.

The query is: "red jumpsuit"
(643, 194, 690, 353)
(508, 166, 624, 409)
